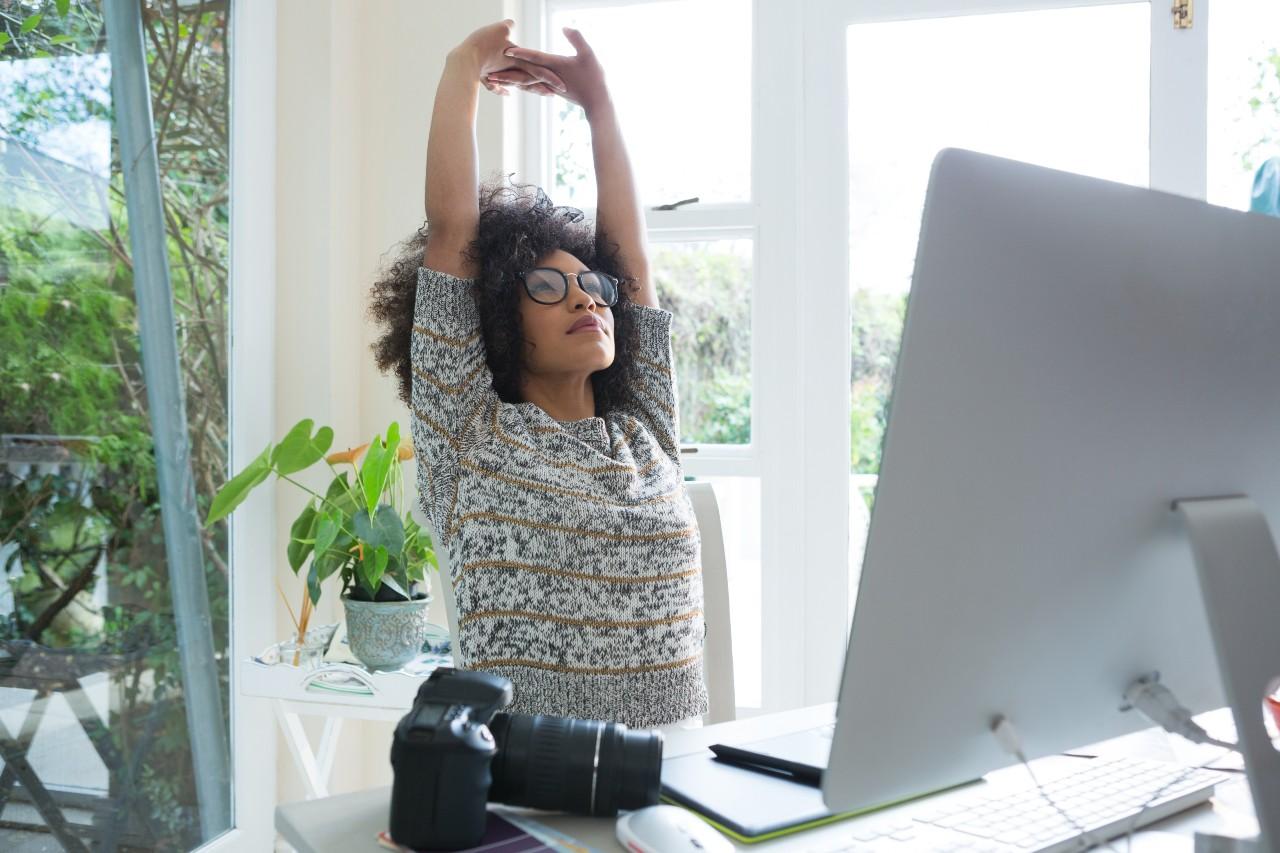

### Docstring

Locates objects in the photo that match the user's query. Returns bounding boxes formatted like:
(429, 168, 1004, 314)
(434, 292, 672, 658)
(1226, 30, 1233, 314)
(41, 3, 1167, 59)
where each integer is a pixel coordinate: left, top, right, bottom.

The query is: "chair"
(428, 480, 737, 724)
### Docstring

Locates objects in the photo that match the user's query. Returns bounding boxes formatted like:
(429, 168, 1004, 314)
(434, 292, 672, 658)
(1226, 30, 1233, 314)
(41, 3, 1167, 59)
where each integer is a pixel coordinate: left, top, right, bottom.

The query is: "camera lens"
(486, 712, 663, 817)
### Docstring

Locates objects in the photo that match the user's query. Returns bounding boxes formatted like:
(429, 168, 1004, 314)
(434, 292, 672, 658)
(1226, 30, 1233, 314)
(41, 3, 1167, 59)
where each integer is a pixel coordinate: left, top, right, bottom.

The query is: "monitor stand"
(1175, 496, 1280, 852)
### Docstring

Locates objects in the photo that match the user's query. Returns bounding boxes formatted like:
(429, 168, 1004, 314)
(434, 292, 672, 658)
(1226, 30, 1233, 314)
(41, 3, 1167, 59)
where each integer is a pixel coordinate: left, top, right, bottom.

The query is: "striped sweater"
(409, 265, 710, 728)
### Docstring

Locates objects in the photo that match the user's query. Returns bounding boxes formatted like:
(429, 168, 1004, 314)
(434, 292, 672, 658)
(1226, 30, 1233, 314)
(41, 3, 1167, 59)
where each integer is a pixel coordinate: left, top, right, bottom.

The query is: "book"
(376, 806, 601, 853)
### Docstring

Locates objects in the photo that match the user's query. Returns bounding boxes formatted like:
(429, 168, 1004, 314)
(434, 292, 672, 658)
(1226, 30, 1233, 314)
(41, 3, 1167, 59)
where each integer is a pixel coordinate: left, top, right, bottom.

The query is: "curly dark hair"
(369, 174, 641, 417)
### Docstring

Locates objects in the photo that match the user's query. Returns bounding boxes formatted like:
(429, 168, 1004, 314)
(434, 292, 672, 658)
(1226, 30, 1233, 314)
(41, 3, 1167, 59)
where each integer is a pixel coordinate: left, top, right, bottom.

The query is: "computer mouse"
(616, 804, 734, 853)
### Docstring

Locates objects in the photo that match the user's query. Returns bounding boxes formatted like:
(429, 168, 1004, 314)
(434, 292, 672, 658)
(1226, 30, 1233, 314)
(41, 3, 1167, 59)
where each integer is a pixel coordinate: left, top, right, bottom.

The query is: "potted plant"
(205, 419, 438, 669)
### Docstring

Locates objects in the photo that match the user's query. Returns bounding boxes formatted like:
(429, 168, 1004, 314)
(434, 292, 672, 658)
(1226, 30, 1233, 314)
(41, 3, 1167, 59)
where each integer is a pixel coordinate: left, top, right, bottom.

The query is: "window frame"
(805, 0, 1209, 699)
(522, 0, 812, 714)
(205, 0, 278, 849)
(518, 0, 1209, 716)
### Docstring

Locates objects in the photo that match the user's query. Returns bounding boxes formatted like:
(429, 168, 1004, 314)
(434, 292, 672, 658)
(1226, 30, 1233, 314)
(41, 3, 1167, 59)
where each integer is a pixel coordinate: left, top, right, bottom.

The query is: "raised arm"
(413, 22, 569, 535)
(424, 21, 567, 278)
(495, 27, 658, 309)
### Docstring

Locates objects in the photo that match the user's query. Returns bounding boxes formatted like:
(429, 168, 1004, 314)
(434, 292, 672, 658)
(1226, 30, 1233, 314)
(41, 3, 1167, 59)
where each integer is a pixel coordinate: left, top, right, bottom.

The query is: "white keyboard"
(806, 757, 1228, 853)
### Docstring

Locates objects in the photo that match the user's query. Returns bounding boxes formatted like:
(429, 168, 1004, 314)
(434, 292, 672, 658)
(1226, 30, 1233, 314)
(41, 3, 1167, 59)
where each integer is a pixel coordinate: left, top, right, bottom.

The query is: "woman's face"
(518, 248, 615, 378)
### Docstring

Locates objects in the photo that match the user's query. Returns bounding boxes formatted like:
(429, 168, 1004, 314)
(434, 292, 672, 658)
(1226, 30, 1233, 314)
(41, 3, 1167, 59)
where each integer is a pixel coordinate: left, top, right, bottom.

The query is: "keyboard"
(805, 756, 1228, 853)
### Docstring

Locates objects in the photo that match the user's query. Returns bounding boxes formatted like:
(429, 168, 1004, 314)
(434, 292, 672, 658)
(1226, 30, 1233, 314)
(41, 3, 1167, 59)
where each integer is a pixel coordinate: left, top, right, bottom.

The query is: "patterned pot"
(341, 594, 432, 670)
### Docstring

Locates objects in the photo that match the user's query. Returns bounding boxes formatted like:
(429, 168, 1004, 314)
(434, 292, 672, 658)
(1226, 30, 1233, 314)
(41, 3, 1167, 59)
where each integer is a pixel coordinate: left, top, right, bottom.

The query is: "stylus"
(707, 743, 823, 787)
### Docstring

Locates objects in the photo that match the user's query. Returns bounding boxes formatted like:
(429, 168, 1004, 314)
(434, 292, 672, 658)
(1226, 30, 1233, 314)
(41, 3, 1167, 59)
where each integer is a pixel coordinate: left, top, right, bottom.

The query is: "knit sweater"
(409, 265, 710, 728)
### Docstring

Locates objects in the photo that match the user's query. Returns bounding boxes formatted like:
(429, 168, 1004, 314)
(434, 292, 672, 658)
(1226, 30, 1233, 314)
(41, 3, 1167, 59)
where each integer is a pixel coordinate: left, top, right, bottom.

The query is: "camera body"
(389, 668, 511, 849)
(389, 667, 664, 850)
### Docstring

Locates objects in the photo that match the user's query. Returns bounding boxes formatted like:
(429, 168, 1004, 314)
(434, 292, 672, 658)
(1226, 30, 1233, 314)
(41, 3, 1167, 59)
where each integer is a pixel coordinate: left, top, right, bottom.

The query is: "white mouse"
(616, 804, 734, 853)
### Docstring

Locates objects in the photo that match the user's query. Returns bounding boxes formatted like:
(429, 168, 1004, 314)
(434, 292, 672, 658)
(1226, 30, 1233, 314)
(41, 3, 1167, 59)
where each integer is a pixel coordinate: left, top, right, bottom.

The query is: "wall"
(273, 0, 518, 804)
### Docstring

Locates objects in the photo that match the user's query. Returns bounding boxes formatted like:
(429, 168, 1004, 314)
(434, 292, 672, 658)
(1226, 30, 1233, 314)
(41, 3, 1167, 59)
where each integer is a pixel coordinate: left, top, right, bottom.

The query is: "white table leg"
(315, 716, 343, 786)
(273, 701, 328, 799)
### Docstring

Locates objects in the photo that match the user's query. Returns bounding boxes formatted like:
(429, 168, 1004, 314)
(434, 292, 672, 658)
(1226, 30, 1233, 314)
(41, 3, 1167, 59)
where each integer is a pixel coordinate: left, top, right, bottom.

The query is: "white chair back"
(425, 480, 736, 723)
(428, 523, 463, 668)
(684, 480, 737, 724)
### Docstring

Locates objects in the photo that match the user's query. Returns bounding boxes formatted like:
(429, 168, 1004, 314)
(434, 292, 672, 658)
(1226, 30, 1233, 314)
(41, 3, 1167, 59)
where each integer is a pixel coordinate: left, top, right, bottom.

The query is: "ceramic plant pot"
(341, 594, 433, 670)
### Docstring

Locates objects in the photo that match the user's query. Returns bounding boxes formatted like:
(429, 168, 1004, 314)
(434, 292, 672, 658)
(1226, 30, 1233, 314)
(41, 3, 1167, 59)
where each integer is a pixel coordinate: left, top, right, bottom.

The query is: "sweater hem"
(473, 657, 710, 730)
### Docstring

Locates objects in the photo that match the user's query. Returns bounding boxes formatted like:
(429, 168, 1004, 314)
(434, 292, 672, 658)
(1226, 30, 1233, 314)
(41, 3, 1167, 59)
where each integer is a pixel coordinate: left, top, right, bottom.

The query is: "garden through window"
(0, 1, 233, 848)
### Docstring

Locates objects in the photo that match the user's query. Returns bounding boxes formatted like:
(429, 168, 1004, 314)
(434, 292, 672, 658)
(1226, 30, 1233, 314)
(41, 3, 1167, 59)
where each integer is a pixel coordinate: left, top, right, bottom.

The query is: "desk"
(275, 703, 1260, 852)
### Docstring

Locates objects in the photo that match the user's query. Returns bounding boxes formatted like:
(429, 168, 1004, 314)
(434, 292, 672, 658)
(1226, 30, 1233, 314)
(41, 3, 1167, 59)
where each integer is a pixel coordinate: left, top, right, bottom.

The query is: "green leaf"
(353, 505, 404, 555)
(314, 509, 340, 557)
(49, 34, 73, 45)
(204, 443, 271, 526)
(20, 13, 42, 34)
(313, 534, 350, 582)
(358, 428, 398, 516)
(307, 561, 322, 606)
(358, 545, 389, 595)
(271, 419, 334, 475)
(325, 471, 351, 500)
(380, 572, 408, 600)
(0, 33, 10, 49)
(56, 0, 71, 16)
(324, 471, 359, 516)
(286, 501, 319, 573)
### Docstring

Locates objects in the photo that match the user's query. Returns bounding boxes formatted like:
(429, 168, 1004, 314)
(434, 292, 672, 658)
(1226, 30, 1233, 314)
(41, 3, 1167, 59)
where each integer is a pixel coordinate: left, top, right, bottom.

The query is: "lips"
(567, 316, 602, 334)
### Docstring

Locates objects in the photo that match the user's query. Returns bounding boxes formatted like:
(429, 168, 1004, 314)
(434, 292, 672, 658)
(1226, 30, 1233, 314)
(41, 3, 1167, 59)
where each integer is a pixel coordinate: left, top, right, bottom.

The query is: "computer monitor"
(823, 149, 1280, 833)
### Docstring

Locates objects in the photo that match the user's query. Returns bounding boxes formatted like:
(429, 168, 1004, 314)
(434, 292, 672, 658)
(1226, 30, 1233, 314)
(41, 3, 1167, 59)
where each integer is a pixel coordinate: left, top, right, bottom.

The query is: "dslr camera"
(389, 666, 664, 850)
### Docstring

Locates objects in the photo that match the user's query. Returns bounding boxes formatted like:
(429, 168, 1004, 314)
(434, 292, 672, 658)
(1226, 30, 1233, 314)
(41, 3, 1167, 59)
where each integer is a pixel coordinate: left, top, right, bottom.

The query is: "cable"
(991, 715, 1122, 853)
(1113, 748, 1235, 853)
(1122, 674, 1239, 752)
(992, 713, 1237, 853)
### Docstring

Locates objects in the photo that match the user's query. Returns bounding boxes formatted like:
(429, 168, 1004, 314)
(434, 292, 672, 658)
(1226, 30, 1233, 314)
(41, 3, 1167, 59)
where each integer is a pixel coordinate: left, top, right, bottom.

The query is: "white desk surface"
(275, 702, 1260, 853)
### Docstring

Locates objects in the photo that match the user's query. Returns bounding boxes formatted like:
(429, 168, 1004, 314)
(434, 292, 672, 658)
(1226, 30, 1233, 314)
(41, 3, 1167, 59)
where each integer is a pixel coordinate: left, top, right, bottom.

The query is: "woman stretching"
(370, 20, 708, 730)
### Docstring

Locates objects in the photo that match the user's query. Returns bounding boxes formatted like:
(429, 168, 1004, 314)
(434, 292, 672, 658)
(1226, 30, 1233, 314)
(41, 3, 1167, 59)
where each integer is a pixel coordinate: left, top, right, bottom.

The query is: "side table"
(240, 631, 451, 799)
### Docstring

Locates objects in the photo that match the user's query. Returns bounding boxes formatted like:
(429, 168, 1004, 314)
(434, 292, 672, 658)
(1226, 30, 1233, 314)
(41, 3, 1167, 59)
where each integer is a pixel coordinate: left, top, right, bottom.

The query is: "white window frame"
(519, 0, 1210, 714)
(803, 0, 1210, 695)
(518, 0, 818, 713)
(204, 0, 278, 849)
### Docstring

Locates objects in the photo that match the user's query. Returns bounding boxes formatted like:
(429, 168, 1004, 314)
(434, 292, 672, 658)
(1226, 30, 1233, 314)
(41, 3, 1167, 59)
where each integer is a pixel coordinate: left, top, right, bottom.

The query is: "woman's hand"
(453, 19, 568, 98)
(483, 27, 610, 114)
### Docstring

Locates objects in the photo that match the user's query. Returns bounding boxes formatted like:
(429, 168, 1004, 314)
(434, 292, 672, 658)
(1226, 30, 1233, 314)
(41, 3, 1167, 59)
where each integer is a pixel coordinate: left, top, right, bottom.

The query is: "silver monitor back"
(824, 148, 1280, 812)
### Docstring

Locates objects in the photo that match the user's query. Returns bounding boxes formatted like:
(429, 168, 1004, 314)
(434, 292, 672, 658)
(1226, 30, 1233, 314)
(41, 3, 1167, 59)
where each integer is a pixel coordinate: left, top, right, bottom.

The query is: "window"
(0, 2, 233, 848)
(534, 0, 775, 711)
(1207, 0, 1280, 210)
(525, 0, 1217, 711)
(844, 3, 1152, 613)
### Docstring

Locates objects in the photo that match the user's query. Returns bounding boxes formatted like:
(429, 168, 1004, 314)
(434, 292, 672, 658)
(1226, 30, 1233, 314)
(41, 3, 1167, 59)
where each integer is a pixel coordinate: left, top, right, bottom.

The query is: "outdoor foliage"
(1, 0, 230, 848)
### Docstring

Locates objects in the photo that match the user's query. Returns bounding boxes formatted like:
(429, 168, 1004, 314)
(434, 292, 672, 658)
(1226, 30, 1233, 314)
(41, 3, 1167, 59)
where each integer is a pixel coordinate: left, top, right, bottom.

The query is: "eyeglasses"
(520, 267, 619, 307)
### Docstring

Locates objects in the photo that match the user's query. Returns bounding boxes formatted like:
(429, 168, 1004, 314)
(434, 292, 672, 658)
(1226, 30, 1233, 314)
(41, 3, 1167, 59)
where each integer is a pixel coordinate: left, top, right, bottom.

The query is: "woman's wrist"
(446, 45, 483, 78)
(584, 93, 616, 124)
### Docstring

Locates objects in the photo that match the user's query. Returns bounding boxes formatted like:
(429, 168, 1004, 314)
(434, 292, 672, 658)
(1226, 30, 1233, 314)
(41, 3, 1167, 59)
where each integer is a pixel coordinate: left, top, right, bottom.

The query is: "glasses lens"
(525, 269, 567, 304)
(579, 272, 618, 306)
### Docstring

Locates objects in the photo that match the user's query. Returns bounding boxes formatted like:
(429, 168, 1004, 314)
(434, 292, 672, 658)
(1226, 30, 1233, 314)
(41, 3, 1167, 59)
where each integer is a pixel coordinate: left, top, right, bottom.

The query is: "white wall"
(273, 0, 515, 803)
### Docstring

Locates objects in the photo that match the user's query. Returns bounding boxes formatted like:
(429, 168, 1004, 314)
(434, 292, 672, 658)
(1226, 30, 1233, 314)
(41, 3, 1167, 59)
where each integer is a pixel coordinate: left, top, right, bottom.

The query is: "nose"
(567, 274, 597, 310)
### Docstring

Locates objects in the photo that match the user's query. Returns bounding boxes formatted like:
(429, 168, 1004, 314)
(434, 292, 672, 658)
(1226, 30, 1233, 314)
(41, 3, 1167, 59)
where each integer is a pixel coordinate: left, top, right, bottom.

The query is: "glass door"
(0, 1, 237, 848)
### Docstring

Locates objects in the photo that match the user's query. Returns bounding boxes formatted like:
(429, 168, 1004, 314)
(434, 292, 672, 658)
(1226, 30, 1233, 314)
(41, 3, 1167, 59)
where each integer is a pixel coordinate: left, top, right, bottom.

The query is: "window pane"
(1207, 0, 1280, 211)
(845, 5, 1151, 615)
(0, 2, 232, 848)
(692, 476, 760, 709)
(651, 239, 752, 445)
(549, 0, 751, 207)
